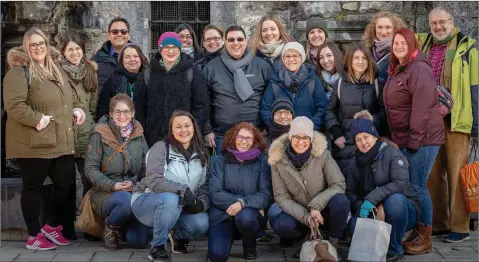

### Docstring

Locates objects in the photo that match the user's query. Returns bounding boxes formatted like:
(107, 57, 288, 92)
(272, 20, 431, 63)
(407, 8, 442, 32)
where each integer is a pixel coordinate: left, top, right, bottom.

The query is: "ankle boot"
(402, 227, 420, 247)
(404, 223, 432, 255)
(103, 218, 121, 251)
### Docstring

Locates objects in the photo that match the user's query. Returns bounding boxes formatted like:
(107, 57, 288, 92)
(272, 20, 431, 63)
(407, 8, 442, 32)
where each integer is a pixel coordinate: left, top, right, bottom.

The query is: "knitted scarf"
(258, 41, 284, 58)
(278, 64, 310, 93)
(116, 66, 140, 97)
(422, 27, 460, 91)
(355, 140, 382, 199)
(286, 143, 312, 170)
(310, 48, 319, 66)
(227, 147, 262, 161)
(181, 47, 195, 59)
(61, 59, 86, 84)
(372, 38, 392, 62)
(120, 121, 134, 139)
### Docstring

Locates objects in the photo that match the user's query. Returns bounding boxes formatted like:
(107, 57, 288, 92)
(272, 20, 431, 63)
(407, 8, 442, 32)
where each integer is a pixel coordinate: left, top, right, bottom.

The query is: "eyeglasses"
(161, 46, 180, 53)
(227, 37, 245, 43)
(204, 36, 222, 43)
(109, 29, 129, 35)
(236, 135, 254, 143)
(274, 110, 292, 117)
(291, 135, 311, 143)
(179, 35, 192, 40)
(29, 41, 47, 50)
(429, 19, 451, 27)
(284, 54, 302, 61)
(113, 109, 133, 117)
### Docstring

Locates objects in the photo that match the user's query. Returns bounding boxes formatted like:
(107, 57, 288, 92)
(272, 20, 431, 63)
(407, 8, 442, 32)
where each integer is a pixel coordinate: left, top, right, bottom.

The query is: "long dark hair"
(344, 43, 375, 84)
(58, 35, 98, 92)
(175, 23, 201, 53)
(165, 110, 209, 166)
(316, 41, 345, 91)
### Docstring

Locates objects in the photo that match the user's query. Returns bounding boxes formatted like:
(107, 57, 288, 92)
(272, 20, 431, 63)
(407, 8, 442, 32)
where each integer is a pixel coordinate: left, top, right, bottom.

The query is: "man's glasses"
(429, 19, 451, 27)
(110, 29, 129, 35)
(227, 37, 245, 43)
(29, 41, 47, 50)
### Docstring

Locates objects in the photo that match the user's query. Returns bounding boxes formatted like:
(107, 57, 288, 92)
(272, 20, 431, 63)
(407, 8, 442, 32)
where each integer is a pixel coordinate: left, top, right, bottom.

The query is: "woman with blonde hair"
(362, 11, 406, 81)
(250, 14, 294, 71)
(3, 27, 85, 250)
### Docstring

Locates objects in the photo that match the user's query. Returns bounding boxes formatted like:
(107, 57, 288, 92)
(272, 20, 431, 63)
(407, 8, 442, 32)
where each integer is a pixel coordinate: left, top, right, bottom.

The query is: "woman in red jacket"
(383, 27, 445, 255)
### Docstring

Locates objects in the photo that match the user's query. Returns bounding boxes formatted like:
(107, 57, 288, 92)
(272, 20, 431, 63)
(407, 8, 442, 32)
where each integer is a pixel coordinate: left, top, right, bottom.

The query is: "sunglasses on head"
(226, 37, 245, 43)
(110, 29, 129, 35)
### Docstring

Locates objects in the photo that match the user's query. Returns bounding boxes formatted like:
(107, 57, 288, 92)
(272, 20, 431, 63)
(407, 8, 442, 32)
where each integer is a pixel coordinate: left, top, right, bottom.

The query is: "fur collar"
(268, 131, 328, 166)
(7, 46, 62, 68)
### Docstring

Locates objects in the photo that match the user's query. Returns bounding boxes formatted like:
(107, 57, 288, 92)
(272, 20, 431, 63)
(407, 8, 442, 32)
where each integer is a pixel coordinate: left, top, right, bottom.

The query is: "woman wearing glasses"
(208, 122, 272, 262)
(267, 116, 348, 258)
(85, 94, 150, 251)
(195, 24, 225, 71)
(4, 27, 86, 250)
(175, 24, 202, 61)
(260, 42, 328, 133)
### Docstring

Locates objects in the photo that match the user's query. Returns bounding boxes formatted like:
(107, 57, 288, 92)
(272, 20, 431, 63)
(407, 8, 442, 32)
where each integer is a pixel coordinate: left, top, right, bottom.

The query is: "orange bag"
(460, 140, 478, 213)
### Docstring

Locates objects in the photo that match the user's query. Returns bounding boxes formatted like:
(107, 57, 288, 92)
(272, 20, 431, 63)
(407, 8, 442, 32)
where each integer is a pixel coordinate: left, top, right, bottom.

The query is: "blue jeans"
(214, 136, 224, 157)
(105, 191, 150, 248)
(208, 208, 267, 262)
(268, 194, 350, 240)
(401, 145, 440, 226)
(348, 193, 417, 256)
(132, 192, 209, 247)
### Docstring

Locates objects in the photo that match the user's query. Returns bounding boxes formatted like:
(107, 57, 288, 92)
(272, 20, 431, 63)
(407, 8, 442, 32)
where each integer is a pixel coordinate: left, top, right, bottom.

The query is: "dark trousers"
(17, 155, 76, 236)
(208, 208, 267, 262)
(269, 194, 350, 240)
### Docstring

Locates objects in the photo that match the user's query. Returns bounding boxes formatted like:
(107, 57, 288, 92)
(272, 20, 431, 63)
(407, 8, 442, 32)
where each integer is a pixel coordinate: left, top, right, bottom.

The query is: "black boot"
(173, 239, 189, 254)
(243, 248, 257, 259)
(149, 245, 171, 262)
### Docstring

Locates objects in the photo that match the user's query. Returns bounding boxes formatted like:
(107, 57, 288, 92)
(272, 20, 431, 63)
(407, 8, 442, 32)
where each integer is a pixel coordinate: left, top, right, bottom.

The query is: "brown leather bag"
(300, 227, 338, 262)
(75, 190, 104, 237)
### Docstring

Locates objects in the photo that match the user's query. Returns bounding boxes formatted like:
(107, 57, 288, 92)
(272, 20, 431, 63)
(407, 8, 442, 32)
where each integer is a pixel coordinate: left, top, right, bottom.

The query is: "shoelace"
(406, 229, 420, 242)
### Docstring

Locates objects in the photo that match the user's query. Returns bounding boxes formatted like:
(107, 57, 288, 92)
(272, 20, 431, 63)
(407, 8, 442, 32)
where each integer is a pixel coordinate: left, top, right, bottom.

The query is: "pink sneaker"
(26, 233, 57, 250)
(41, 224, 71, 246)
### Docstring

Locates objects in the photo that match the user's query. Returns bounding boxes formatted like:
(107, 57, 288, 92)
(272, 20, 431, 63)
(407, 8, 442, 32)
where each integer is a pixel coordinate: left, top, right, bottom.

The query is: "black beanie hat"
(272, 98, 294, 117)
(306, 14, 328, 37)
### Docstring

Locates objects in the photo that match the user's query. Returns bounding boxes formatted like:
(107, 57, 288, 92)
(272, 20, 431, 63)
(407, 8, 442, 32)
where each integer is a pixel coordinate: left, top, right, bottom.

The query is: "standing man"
(92, 17, 132, 97)
(203, 25, 273, 155)
(415, 6, 478, 245)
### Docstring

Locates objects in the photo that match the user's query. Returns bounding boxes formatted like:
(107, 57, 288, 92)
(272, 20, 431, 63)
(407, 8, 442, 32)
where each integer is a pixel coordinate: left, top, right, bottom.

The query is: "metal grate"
(150, 1, 210, 52)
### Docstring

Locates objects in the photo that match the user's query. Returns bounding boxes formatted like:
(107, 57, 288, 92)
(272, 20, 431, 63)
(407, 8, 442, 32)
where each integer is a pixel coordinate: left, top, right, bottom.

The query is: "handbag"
(348, 210, 392, 262)
(460, 139, 478, 213)
(75, 190, 104, 237)
(300, 226, 338, 262)
(436, 84, 454, 117)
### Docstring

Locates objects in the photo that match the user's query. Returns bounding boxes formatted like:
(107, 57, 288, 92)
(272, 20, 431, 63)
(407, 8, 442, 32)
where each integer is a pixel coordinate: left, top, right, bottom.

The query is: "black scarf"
(269, 122, 290, 142)
(116, 66, 140, 96)
(355, 141, 382, 199)
(286, 143, 312, 170)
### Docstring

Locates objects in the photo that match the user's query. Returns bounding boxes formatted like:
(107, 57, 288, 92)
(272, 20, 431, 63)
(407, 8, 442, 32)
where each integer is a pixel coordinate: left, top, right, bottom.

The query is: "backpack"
(144, 67, 193, 86)
(271, 80, 315, 99)
(337, 77, 379, 100)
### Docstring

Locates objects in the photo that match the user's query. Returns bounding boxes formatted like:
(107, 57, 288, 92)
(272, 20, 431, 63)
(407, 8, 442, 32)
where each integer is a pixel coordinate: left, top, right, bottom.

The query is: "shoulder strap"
(187, 68, 193, 83)
(307, 80, 315, 97)
(374, 78, 379, 99)
(165, 141, 171, 165)
(144, 67, 150, 86)
(101, 143, 127, 173)
(337, 78, 342, 100)
(272, 83, 279, 98)
(23, 67, 30, 88)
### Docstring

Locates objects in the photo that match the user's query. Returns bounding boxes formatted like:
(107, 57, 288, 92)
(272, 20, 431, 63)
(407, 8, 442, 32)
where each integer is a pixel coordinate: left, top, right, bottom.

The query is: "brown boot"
(104, 218, 121, 251)
(404, 223, 432, 255)
(402, 227, 420, 247)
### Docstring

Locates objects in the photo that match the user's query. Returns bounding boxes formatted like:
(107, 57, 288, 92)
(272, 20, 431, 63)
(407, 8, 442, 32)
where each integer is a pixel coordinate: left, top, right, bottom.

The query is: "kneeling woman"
(346, 111, 421, 261)
(268, 116, 349, 255)
(208, 122, 272, 262)
(85, 94, 150, 250)
(131, 110, 210, 262)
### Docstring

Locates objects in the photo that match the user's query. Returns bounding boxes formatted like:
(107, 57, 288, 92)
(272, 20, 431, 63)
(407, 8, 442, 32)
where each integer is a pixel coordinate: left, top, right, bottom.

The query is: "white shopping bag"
(348, 211, 392, 262)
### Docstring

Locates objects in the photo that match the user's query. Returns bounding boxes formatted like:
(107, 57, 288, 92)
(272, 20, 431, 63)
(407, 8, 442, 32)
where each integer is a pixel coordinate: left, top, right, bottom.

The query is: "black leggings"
(17, 155, 75, 236)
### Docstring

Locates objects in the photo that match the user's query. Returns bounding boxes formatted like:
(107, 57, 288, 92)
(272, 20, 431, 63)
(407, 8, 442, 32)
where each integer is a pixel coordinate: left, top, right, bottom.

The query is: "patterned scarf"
(422, 27, 460, 91)
(61, 58, 86, 83)
(372, 38, 392, 61)
(310, 48, 318, 66)
(278, 64, 310, 93)
(258, 41, 284, 58)
(159, 57, 180, 70)
(120, 121, 134, 139)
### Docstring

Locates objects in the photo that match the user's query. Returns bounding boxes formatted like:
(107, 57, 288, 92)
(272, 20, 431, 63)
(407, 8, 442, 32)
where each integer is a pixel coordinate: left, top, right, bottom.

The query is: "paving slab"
(171, 251, 207, 262)
(14, 252, 56, 262)
(248, 250, 285, 261)
(0, 252, 20, 262)
(403, 251, 444, 261)
(435, 246, 477, 260)
(51, 252, 95, 262)
(90, 251, 133, 262)
(2, 242, 36, 253)
(129, 252, 150, 262)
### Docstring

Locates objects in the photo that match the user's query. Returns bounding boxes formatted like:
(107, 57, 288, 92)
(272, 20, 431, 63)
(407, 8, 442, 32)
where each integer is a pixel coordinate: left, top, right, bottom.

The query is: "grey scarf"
(321, 70, 341, 87)
(220, 47, 254, 101)
(181, 47, 195, 58)
(372, 38, 392, 61)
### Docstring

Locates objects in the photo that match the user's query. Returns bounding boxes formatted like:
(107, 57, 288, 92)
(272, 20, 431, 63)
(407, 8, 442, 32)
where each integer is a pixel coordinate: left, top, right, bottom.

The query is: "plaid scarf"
(422, 27, 460, 91)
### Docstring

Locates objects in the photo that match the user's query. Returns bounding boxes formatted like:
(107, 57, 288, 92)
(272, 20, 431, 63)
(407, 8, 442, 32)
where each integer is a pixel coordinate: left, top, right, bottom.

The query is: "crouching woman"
(346, 111, 421, 261)
(131, 110, 210, 262)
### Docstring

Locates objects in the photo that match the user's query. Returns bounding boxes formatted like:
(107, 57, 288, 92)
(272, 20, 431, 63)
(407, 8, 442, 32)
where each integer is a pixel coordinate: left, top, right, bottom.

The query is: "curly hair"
(362, 11, 406, 49)
(221, 122, 267, 153)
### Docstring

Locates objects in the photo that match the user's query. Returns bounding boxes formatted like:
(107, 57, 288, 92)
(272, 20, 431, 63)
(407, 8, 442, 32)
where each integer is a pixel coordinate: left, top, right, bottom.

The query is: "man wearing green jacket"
(416, 6, 478, 244)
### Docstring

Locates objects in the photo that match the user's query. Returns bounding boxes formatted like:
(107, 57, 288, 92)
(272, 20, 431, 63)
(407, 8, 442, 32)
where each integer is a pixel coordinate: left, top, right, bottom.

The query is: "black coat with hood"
(92, 41, 120, 94)
(193, 48, 222, 72)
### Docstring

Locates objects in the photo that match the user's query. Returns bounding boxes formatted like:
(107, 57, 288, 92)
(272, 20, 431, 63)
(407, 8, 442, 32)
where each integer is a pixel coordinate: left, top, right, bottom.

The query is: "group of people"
(2, 5, 477, 262)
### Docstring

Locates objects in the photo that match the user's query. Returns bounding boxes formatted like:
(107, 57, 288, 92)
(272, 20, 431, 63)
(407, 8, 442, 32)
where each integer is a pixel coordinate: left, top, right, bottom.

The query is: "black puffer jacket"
(325, 72, 386, 161)
(193, 49, 222, 71)
(138, 52, 209, 147)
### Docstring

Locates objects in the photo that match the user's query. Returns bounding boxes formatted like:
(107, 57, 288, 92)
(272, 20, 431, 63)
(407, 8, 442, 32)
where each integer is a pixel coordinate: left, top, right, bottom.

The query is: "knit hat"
(282, 42, 306, 64)
(351, 110, 379, 139)
(158, 32, 182, 50)
(272, 98, 294, 116)
(306, 14, 328, 37)
(289, 116, 314, 142)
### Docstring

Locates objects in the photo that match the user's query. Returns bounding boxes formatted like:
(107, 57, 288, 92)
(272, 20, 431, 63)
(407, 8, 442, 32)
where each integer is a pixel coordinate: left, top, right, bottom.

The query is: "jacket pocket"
(29, 121, 57, 148)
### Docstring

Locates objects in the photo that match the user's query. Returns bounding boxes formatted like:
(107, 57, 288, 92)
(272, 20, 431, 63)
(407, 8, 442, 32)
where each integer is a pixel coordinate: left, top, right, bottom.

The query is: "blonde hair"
(22, 27, 64, 86)
(250, 14, 294, 55)
(362, 11, 406, 49)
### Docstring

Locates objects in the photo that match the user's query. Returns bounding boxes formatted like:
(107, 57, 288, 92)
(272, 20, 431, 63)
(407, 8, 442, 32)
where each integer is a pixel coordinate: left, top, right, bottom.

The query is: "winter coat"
(209, 152, 272, 225)
(383, 51, 445, 149)
(325, 73, 386, 160)
(256, 49, 283, 72)
(3, 46, 78, 159)
(132, 141, 210, 211)
(373, 51, 390, 83)
(85, 115, 149, 218)
(417, 32, 478, 137)
(137, 52, 209, 147)
(260, 66, 328, 130)
(193, 49, 222, 72)
(203, 55, 274, 136)
(96, 68, 146, 122)
(346, 141, 421, 218)
(66, 61, 99, 158)
(268, 132, 345, 225)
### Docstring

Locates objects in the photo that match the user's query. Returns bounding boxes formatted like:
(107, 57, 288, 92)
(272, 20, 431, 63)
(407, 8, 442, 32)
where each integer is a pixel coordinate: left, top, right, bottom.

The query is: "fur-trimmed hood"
(268, 131, 328, 166)
(7, 46, 62, 68)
